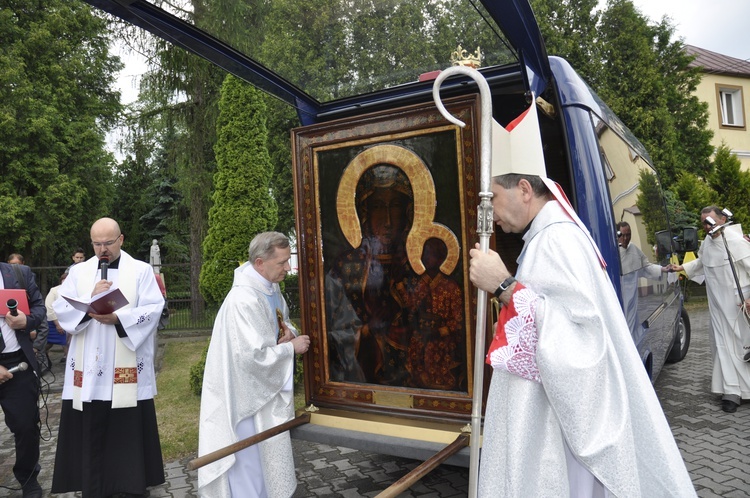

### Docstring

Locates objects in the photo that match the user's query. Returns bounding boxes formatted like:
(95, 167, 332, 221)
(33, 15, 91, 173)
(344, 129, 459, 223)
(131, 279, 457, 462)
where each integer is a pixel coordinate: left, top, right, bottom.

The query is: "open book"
(63, 288, 129, 315)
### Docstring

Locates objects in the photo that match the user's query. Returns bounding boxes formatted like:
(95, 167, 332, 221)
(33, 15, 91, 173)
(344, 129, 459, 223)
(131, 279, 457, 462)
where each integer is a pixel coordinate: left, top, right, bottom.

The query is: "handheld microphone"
(7, 362, 28, 374)
(6, 299, 18, 316)
(100, 256, 109, 281)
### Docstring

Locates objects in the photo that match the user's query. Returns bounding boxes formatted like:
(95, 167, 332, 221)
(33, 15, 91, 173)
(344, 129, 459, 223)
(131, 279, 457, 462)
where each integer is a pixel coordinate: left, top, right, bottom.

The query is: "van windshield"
(145, 0, 516, 104)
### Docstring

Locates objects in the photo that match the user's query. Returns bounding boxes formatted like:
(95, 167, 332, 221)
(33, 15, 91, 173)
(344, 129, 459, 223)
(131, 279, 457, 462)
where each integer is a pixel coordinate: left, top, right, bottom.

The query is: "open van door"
(84, 0, 554, 122)
(82, 0, 558, 461)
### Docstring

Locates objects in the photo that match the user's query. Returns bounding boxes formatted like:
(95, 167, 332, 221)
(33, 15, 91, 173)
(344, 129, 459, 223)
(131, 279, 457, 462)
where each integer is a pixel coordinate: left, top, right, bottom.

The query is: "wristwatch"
(494, 276, 516, 299)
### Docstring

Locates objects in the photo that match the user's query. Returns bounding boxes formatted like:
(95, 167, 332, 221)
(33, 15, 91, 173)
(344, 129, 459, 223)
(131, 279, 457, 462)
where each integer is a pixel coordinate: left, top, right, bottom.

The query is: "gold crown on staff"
(450, 45, 482, 69)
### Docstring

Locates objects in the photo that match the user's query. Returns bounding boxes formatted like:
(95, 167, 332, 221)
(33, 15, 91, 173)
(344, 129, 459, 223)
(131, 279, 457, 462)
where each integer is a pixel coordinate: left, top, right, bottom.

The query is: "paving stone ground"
(0, 302, 747, 497)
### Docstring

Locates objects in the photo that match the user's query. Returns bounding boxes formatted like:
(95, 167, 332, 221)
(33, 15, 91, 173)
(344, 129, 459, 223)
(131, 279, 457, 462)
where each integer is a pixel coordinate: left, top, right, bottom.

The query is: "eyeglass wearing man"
(51, 217, 166, 496)
(617, 226, 631, 247)
(702, 213, 725, 238)
(92, 234, 123, 259)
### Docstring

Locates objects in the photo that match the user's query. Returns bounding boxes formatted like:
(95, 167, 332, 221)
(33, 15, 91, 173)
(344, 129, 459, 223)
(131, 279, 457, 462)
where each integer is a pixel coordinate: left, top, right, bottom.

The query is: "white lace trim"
(489, 287, 541, 382)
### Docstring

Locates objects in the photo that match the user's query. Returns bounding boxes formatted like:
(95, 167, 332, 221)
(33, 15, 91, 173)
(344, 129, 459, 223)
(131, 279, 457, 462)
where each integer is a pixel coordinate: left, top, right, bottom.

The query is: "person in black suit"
(0, 261, 46, 498)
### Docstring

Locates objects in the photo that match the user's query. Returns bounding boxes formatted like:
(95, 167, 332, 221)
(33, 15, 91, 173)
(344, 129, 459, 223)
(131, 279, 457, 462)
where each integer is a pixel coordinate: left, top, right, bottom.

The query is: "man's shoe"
(21, 477, 42, 498)
(721, 400, 738, 413)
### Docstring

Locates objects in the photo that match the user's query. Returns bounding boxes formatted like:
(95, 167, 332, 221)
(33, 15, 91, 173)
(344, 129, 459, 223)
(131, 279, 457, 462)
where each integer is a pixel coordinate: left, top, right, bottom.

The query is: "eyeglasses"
(91, 236, 121, 248)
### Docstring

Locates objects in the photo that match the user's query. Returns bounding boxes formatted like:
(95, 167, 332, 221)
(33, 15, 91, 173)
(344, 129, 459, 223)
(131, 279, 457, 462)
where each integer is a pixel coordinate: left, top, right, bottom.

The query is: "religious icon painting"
(292, 94, 490, 422)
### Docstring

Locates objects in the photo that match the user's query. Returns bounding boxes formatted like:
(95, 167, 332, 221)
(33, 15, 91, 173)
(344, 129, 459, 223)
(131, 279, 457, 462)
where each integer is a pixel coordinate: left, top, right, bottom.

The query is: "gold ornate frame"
(292, 95, 486, 422)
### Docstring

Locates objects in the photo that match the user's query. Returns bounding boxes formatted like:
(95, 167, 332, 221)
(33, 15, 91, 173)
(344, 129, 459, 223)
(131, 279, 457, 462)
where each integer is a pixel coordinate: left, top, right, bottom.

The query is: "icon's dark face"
(421, 238, 448, 272)
(367, 189, 409, 246)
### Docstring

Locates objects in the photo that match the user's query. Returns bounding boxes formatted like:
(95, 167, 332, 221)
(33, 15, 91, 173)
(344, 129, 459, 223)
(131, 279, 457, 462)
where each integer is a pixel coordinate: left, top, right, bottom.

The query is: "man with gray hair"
(198, 231, 310, 497)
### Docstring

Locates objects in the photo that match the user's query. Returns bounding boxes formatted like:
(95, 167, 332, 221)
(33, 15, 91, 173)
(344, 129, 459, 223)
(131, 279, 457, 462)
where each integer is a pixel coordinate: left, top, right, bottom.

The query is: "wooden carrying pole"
(374, 434, 470, 498)
(187, 413, 311, 471)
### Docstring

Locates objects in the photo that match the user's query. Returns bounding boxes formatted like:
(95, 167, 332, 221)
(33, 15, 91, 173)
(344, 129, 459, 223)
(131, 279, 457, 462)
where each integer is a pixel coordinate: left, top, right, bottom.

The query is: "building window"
(717, 84, 745, 128)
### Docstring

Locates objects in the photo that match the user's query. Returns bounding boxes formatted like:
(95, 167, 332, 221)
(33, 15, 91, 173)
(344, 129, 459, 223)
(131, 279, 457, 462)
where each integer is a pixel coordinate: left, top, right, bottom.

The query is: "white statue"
(150, 239, 161, 274)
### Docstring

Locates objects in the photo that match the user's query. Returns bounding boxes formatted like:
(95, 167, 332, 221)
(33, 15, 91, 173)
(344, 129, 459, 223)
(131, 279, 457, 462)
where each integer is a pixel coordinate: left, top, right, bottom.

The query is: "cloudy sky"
(628, 0, 750, 60)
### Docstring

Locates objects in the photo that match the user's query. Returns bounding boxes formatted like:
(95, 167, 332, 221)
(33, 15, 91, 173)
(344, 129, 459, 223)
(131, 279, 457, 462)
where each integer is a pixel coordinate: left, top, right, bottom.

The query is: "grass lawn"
(155, 338, 208, 461)
(155, 338, 307, 462)
(683, 295, 708, 312)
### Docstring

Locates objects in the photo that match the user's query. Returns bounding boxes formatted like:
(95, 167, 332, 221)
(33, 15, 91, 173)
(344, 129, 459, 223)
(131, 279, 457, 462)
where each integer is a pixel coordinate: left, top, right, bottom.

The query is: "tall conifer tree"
(200, 75, 278, 304)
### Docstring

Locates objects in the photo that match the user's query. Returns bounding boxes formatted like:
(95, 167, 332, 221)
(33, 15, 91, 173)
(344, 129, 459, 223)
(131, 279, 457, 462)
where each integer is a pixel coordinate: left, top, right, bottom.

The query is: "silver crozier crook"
(432, 66, 494, 498)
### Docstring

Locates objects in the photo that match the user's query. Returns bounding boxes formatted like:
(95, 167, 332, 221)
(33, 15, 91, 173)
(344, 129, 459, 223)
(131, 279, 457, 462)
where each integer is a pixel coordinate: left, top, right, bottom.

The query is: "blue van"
(89, 0, 693, 474)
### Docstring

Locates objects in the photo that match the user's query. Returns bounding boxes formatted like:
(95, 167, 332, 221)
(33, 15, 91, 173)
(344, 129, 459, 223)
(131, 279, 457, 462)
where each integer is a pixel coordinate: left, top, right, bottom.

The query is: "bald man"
(52, 218, 166, 497)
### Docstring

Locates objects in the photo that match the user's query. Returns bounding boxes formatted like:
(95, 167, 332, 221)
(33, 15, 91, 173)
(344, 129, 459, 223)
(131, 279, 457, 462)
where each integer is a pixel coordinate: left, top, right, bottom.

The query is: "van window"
(594, 113, 672, 334)
(593, 114, 668, 268)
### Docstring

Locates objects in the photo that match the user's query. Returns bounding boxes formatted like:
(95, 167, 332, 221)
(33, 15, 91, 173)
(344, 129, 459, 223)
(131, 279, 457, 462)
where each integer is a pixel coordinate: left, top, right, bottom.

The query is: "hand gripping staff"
(432, 66, 494, 498)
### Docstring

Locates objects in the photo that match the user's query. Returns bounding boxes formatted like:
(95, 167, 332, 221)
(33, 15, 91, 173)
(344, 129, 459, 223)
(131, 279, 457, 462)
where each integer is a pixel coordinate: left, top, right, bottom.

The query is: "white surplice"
(198, 262, 297, 498)
(478, 201, 695, 497)
(619, 243, 665, 334)
(682, 225, 750, 400)
(52, 252, 164, 402)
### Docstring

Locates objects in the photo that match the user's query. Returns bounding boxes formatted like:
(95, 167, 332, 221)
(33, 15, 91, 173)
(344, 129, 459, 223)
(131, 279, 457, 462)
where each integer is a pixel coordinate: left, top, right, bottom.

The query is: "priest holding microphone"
(52, 217, 166, 497)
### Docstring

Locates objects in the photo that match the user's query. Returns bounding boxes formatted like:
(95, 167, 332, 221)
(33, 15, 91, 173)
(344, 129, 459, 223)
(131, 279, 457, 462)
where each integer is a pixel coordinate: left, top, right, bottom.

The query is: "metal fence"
(162, 297, 217, 333)
(158, 263, 214, 332)
(159, 263, 300, 332)
(32, 262, 300, 333)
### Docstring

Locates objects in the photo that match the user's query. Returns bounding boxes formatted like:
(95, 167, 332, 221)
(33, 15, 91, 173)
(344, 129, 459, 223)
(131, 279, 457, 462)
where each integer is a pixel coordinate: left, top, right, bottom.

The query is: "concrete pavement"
(0, 302, 747, 496)
(652, 304, 750, 497)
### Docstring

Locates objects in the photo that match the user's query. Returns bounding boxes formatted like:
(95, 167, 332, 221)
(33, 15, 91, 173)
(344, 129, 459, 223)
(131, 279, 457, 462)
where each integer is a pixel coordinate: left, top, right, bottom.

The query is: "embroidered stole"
(266, 290, 282, 332)
(73, 259, 138, 410)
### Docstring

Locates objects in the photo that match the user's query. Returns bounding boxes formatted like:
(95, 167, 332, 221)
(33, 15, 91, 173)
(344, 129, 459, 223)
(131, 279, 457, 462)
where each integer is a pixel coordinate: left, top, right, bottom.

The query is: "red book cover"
(0, 289, 30, 315)
(63, 288, 129, 315)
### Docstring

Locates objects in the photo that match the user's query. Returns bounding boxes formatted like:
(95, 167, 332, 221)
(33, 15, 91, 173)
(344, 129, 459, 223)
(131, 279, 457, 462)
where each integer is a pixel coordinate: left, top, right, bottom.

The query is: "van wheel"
(667, 308, 690, 363)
